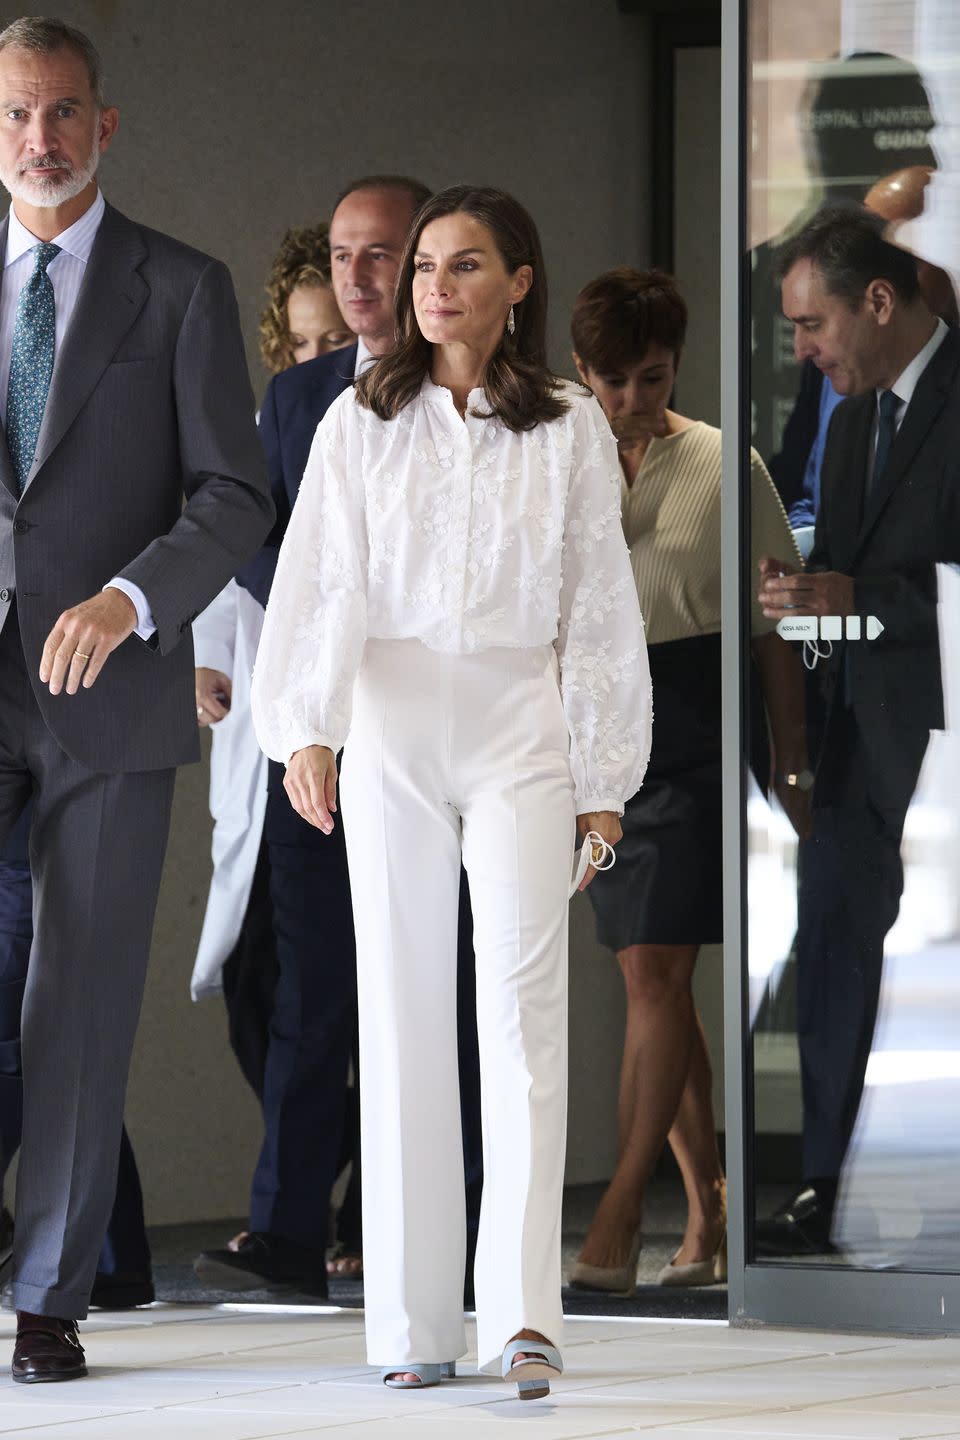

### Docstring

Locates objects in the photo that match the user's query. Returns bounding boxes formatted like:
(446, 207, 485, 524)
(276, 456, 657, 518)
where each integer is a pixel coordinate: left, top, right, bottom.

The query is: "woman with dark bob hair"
(253, 188, 651, 1397)
(568, 268, 807, 1294)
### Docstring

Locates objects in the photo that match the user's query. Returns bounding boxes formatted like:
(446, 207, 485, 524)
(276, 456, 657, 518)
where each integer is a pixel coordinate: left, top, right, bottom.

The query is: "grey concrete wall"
(23, 0, 658, 1225)
(76, 0, 653, 401)
(673, 45, 723, 427)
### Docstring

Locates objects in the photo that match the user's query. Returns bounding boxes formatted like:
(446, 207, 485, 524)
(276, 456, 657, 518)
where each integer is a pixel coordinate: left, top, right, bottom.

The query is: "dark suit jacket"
(238, 343, 358, 608)
(811, 325, 960, 815)
(0, 203, 273, 774)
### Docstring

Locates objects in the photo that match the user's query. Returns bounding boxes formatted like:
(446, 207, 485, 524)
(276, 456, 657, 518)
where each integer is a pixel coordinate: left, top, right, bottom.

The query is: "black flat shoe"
(754, 1185, 836, 1257)
(12, 1313, 87, 1383)
(90, 1270, 155, 1309)
(193, 1230, 329, 1297)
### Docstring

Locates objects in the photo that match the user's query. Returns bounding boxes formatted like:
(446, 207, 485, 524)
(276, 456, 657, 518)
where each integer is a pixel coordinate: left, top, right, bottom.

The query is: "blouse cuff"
(575, 797, 626, 818)
(282, 731, 340, 766)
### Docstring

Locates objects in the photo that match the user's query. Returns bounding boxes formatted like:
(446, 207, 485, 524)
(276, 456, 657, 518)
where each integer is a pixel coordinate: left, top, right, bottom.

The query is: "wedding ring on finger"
(73, 650, 91, 662)
(585, 830, 616, 872)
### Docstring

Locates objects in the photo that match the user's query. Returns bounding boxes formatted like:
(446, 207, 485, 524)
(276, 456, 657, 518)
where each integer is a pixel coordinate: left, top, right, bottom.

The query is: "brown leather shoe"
(12, 1312, 87, 1383)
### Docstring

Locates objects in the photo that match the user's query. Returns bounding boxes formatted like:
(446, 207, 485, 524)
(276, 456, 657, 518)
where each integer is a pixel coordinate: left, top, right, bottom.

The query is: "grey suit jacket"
(0, 201, 273, 773)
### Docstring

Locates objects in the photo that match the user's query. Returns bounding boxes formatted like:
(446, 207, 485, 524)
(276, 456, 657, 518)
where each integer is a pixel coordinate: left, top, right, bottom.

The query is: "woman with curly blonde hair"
(259, 224, 353, 372)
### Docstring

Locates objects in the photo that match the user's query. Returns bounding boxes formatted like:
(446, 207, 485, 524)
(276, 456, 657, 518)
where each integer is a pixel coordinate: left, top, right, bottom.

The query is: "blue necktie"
(6, 241, 61, 493)
(870, 388, 899, 496)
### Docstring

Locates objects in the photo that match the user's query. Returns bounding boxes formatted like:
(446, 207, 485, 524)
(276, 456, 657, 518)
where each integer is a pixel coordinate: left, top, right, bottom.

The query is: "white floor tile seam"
(159, 1372, 960, 1435)
(754, 1383, 960, 1416)
(520, 1349, 957, 1396)
(233, 1425, 642, 1440)
(14, 1307, 924, 1356)
(99, 1332, 373, 1367)
(567, 1328, 909, 1357)
(217, 1304, 348, 1319)
(579, 1381, 960, 1416)
(131, 1357, 924, 1410)
(0, 1374, 813, 1432)
(219, 1304, 726, 1329)
(619, 1414, 960, 1439)
(88, 1374, 960, 1426)
(3, 1352, 952, 1399)
(555, 1357, 870, 1390)
(641, 1433, 960, 1440)
(603, 1390, 960, 1431)
(155, 1381, 741, 1414)
(156, 1347, 903, 1382)
(0, 1410, 149, 1436)
(83, 1326, 919, 1370)
(0, 1394, 955, 1440)
(563, 1315, 729, 1329)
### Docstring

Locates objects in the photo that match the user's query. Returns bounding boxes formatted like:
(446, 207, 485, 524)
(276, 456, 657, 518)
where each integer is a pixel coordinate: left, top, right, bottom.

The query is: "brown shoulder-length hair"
(355, 184, 568, 432)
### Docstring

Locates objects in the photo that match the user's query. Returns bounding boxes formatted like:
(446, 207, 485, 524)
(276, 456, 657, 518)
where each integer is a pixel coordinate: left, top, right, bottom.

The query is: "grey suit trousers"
(0, 612, 175, 1318)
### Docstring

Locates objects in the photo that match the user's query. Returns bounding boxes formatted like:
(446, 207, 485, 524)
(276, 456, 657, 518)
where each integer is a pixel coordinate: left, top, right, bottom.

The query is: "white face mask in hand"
(570, 830, 616, 898)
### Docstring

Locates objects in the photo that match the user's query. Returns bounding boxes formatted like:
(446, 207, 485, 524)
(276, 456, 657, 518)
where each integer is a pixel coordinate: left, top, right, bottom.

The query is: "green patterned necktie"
(6, 241, 61, 493)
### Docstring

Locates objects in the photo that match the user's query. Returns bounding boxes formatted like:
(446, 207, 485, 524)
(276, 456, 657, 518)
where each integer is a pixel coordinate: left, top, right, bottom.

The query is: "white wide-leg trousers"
(340, 639, 576, 1373)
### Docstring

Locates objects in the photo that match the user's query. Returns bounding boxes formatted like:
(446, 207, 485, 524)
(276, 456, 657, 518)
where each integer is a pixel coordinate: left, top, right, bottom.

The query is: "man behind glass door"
(755, 52, 937, 513)
(755, 208, 960, 1256)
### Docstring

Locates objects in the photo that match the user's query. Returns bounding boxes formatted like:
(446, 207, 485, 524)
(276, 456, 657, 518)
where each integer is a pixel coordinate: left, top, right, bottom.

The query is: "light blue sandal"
(501, 1339, 563, 1400)
(381, 1360, 455, 1389)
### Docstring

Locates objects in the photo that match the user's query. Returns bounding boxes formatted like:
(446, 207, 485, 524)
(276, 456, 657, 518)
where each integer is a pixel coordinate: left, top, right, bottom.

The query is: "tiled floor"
(1, 1305, 959, 1439)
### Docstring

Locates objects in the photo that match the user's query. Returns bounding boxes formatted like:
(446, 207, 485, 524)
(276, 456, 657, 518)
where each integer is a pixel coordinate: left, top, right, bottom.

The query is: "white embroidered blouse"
(251, 377, 652, 814)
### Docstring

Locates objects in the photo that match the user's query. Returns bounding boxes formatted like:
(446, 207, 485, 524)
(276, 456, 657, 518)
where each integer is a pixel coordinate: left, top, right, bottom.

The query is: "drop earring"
(507, 304, 516, 335)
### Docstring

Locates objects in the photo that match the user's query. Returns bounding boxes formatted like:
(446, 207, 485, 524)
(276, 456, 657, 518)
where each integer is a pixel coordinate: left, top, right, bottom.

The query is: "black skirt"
(587, 633, 722, 950)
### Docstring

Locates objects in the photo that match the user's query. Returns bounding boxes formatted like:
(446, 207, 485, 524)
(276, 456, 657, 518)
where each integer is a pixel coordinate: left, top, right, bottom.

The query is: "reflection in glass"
(746, 1, 960, 1273)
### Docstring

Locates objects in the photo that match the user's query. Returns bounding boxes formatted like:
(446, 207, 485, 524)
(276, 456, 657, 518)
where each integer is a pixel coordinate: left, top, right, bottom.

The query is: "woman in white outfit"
(252, 186, 651, 1400)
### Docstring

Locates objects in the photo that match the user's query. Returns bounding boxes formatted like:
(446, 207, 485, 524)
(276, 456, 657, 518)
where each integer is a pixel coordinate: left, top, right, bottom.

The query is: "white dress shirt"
(876, 315, 949, 440)
(1, 191, 154, 638)
(354, 335, 374, 376)
(252, 379, 653, 814)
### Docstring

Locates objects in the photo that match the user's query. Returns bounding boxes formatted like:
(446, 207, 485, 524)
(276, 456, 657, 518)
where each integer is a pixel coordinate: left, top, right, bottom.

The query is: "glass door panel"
(743, 0, 960, 1282)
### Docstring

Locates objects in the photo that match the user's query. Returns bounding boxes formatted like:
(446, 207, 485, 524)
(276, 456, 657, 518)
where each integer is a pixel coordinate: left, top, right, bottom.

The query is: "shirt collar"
(421, 374, 486, 407)
(5, 187, 106, 269)
(354, 336, 375, 377)
(885, 316, 949, 411)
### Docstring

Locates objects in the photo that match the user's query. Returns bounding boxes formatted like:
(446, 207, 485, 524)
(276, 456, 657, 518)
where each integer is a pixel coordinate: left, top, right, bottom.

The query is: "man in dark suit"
(753, 52, 937, 505)
(199, 176, 483, 1302)
(756, 207, 960, 1254)
(0, 19, 272, 1380)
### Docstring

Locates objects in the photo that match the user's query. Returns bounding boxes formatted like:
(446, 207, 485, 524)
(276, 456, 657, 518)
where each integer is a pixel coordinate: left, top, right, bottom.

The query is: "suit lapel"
(335, 343, 358, 391)
(0, 214, 19, 501)
(853, 327, 960, 561)
(29, 203, 149, 482)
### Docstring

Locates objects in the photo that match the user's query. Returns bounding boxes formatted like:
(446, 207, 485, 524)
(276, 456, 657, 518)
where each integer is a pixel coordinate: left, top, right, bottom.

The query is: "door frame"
(720, 0, 960, 1335)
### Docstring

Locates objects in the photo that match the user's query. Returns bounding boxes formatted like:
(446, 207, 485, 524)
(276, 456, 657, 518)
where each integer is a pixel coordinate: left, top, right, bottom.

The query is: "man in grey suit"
(0, 18, 272, 1380)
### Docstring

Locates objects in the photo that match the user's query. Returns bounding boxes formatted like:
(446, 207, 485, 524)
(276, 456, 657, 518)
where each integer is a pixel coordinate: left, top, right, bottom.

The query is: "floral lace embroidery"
(251, 381, 652, 809)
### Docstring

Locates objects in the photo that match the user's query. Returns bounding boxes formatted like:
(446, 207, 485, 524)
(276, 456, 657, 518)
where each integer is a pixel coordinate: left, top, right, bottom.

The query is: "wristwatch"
(779, 769, 814, 792)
